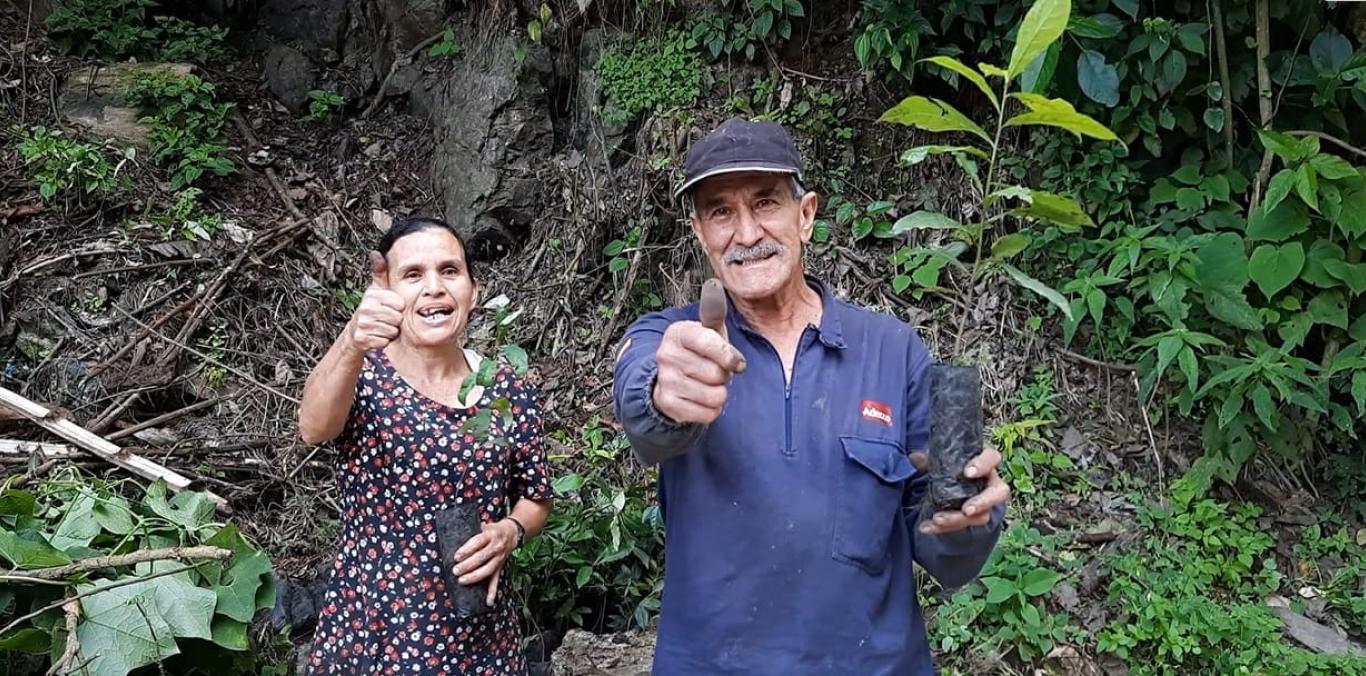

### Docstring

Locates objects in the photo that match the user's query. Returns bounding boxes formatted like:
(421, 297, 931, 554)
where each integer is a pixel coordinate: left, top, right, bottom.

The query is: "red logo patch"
(861, 399, 893, 426)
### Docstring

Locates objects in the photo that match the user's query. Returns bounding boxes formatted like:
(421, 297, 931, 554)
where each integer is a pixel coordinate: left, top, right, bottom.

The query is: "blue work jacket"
(612, 275, 1004, 675)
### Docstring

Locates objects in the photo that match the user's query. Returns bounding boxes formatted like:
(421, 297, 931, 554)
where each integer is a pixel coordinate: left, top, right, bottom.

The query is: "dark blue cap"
(674, 118, 805, 200)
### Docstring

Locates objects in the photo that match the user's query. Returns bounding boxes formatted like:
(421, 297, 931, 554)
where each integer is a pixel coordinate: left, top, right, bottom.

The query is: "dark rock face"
(258, 0, 348, 59)
(264, 45, 318, 114)
(928, 364, 986, 511)
(417, 28, 554, 260)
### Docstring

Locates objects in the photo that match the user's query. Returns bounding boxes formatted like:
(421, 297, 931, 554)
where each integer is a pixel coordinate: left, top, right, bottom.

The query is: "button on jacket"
(612, 276, 1004, 675)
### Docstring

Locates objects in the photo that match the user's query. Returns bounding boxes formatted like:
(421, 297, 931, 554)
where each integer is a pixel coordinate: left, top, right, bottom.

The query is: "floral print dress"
(308, 349, 554, 675)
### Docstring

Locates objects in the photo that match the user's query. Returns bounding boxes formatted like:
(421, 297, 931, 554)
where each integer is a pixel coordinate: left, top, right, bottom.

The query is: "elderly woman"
(298, 216, 553, 674)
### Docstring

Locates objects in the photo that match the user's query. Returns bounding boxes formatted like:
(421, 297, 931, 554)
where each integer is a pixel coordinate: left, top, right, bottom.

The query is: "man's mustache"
(723, 242, 785, 265)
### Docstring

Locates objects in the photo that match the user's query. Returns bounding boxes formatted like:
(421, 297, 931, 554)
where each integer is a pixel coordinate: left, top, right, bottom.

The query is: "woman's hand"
(453, 519, 520, 606)
(350, 251, 405, 351)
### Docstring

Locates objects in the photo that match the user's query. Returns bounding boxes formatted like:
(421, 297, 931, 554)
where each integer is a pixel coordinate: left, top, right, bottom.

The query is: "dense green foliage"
(14, 127, 133, 202)
(46, 0, 226, 63)
(596, 32, 703, 124)
(0, 469, 281, 676)
(126, 71, 236, 190)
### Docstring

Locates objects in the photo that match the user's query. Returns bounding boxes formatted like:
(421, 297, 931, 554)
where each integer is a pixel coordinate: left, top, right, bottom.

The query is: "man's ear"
(798, 191, 820, 242)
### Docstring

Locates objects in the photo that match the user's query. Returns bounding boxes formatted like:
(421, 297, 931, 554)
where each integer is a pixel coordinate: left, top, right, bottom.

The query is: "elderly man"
(611, 118, 1010, 675)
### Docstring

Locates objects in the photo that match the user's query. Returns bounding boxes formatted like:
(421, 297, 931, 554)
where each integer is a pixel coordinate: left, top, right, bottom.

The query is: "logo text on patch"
(861, 399, 893, 426)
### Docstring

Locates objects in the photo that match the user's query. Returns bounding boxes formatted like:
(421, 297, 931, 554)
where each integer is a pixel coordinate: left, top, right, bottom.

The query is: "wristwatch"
(506, 516, 526, 548)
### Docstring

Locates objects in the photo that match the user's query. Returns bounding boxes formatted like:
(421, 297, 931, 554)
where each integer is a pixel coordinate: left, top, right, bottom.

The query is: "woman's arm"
(297, 321, 367, 445)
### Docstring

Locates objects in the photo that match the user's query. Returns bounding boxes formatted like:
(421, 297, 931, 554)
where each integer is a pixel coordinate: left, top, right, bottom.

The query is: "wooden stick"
(14, 545, 231, 582)
(0, 439, 81, 458)
(0, 386, 228, 511)
(106, 395, 227, 442)
(46, 599, 80, 676)
(0, 562, 205, 638)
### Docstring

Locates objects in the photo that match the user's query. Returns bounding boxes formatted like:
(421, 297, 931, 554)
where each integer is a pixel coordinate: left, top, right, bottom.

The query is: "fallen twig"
(0, 204, 44, 221)
(1132, 372, 1166, 492)
(229, 112, 306, 221)
(1059, 348, 1137, 373)
(13, 545, 231, 582)
(46, 598, 81, 676)
(109, 304, 301, 404)
(0, 561, 206, 638)
(86, 392, 141, 435)
(0, 386, 229, 511)
(71, 258, 211, 280)
(106, 395, 228, 442)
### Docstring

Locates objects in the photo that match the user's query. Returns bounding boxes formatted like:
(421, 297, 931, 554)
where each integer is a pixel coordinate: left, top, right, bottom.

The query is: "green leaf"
(1176, 188, 1204, 211)
(1003, 264, 1073, 320)
(1323, 260, 1366, 294)
(1178, 345, 1200, 391)
(1310, 31, 1352, 73)
(892, 274, 912, 293)
(982, 576, 1018, 603)
(1112, 0, 1138, 19)
(1263, 169, 1296, 213)
(899, 145, 990, 165)
(0, 628, 49, 654)
(210, 616, 249, 651)
(784, 0, 804, 17)
(1158, 50, 1188, 94)
(575, 565, 593, 588)
(608, 256, 629, 273)
(1303, 240, 1347, 288)
(1171, 164, 1202, 186)
(991, 233, 1031, 260)
(1020, 43, 1060, 94)
(50, 488, 101, 552)
(1010, 189, 1093, 228)
(1309, 290, 1349, 329)
(889, 211, 962, 235)
(1249, 385, 1277, 431)
(77, 572, 216, 675)
(1008, 0, 1071, 78)
(1068, 14, 1124, 39)
(0, 527, 72, 569)
(92, 495, 136, 535)
(980, 63, 1008, 78)
(1295, 164, 1319, 211)
(1150, 178, 1179, 204)
(1340, 189, 1366, 238)
(1351, 314, 1366, 341)
(1021, 568, 1060, 596)
(502, 344, 530, 374)
(0, 489, 36, 517)
(1279, 312, 1314, 350)
(1257, 130, 1308, 163)
(214, 551, 274, 622)
(1246, 199, 1309, 242)
(1176, 23, 1209, 55)
(143, 480, 214, 532)
(602, 240, 625, 257)
(1203, 108, 1225, 133)
(1248, 243, 1305, 298)
(1006, 93, 1119, 141)
(1202, 174, 1231, 202)
(1309, 153, 1359, 180)
(1196, 233, 1262, 330)
(878, 96, 991, 143)
(1077, 50, 1119, 106)
(922, 56, 999, 109)
(1156, 335, 1183, 378)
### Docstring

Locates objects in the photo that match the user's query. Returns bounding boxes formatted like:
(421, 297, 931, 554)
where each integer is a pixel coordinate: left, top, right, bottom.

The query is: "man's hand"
(910, 446, 1010, 535)
(453, 519, 520, 606)
(349, 251, 405, 351)
(652, 279, 747, 425)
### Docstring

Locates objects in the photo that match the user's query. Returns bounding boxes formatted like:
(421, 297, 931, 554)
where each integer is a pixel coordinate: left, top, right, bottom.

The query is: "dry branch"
(0, 386, 229, 511)
(361, 30, 447, 119)
(15, 545, 232, 582)
(47, 598, 81, 676)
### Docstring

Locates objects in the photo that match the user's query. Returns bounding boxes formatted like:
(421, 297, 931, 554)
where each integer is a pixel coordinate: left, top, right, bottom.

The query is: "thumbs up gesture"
(651, 279, 748, 425)
(349, 251, 407, 351)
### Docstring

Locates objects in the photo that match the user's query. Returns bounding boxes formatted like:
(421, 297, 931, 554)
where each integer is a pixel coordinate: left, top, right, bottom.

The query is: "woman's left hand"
(453, 519, 520, 605)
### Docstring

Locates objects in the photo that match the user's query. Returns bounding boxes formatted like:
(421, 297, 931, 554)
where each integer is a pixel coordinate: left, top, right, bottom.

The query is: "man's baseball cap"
(674, 118, 805, 200)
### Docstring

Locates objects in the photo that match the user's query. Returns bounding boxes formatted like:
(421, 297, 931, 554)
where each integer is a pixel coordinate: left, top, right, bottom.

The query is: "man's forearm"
(614, 354, 705, 466)
(911, 503, 1005, 589)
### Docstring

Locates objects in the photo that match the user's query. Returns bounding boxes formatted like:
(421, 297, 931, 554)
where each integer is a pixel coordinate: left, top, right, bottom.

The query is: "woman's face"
(384, 228, 478, 349)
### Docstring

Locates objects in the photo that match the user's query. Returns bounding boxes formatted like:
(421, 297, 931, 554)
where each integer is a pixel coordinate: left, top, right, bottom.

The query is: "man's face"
(689, 172, 819, 302)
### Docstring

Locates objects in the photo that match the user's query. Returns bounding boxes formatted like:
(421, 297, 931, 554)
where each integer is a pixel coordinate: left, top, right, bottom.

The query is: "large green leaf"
(210, 616, 249, 651)
(888, 211, 962, 235)
(0, 628, 50, 654)
(1010, 189, 1094, 228)
(899, 145, 990, 165)
(1340, 189, 1366, 238)
(1309, 290, 1349, 329)
(1302, 240, 1346, 288)
(1246, 199, 1309, 242)
(1068, 14, 1125, 39)
(1020, 43, 1060, 93)
(1263, 169, 1296, 213)
(1248, 243, 1305, 299)
(878, 96, 990, 143)
(1003, 263, 1073, 320)
(1257, 130, 1310, 164)
(143, 480, 214, 532)
(1323, 259, 1366, 294)
(92, 495, 136, 536)
(1077, 50, 1119, 106)
(77, 572, 216, 676)
(1309, 153, 1359, 180)
(1009, 0, 1071, 78)
(1196, 233, 1262, 330)
(1350, 314, 1366, 341)
(0, 489, 36, 517)
(991, 233, 1031, 260)
(1279, 312, 1314, 350)
(922, 56, 999, 108)
(51, 487, 101, 552)
(213, 551, 275, 622)
(0, 527, 72, 569)
(1006, 93, 1119, 141)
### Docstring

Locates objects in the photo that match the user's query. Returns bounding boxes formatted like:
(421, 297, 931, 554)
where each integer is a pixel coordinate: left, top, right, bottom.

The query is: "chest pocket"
(832, 436, 915, 574)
